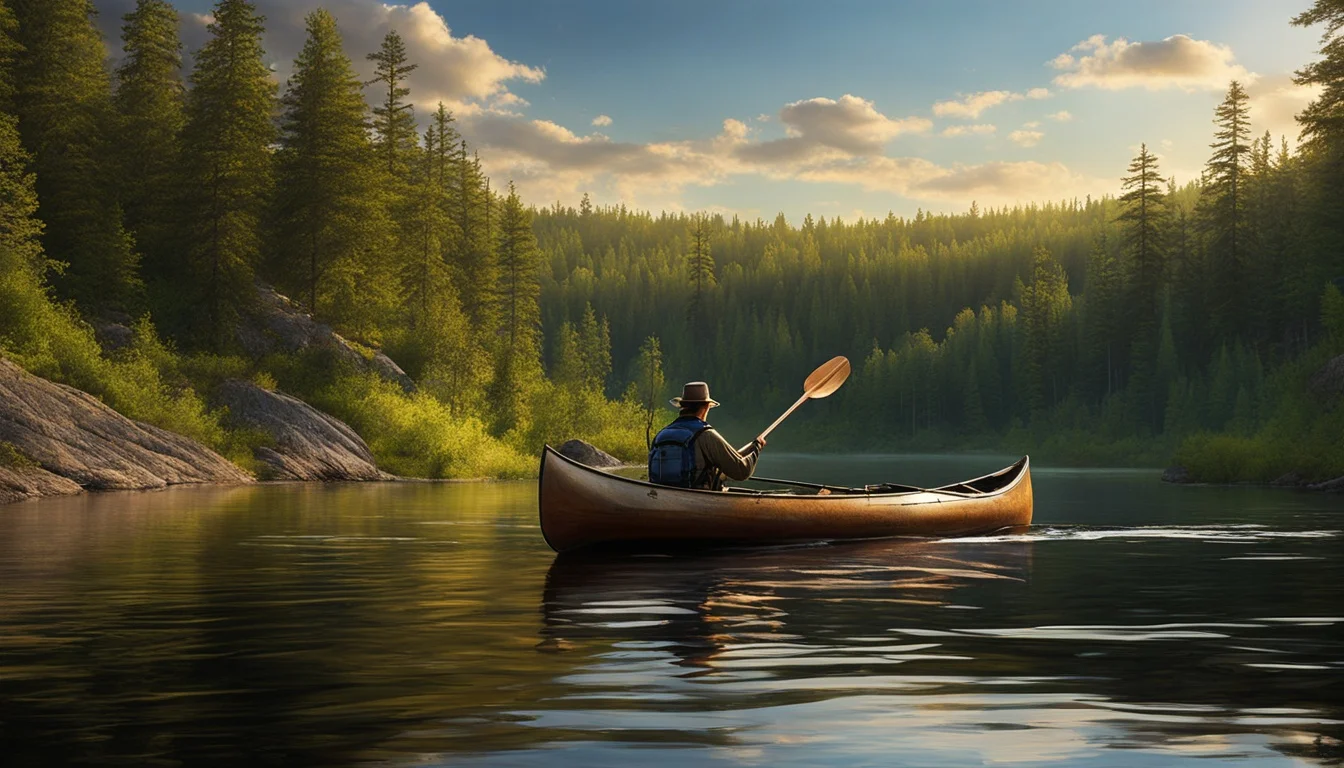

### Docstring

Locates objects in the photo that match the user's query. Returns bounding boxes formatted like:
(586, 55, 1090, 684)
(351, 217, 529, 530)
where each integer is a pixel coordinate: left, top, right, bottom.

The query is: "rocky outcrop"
(1308, 476, 1344, 493)
(215, 379, 386, 481)
(0, 465, 84, 505)
(1160, 466, 1191, 484)
(558, 439, 624, 469)
(238, 284, 414, 392)
(0, 358, 253, 503)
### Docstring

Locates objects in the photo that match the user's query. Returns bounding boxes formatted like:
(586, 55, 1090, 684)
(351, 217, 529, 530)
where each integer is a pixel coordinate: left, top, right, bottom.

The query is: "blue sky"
(98, 0, 1326, 221)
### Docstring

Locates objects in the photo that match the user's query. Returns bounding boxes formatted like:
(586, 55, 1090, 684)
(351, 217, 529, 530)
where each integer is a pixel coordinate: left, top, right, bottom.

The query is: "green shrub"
(309, 373, 533, 479)
(1172, 433, 1269, 483)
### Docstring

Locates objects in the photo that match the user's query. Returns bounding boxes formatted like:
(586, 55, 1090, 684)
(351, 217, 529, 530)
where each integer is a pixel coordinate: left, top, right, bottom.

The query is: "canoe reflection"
(539, 537, 1034, 668)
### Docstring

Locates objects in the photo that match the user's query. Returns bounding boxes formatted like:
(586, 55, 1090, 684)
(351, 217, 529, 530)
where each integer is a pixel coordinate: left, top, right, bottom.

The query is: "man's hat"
(669, 381, 720, 409)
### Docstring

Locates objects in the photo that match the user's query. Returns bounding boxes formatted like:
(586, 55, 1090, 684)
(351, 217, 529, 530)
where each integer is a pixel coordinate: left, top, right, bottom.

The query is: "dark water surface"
(1, 455, 1341, 767)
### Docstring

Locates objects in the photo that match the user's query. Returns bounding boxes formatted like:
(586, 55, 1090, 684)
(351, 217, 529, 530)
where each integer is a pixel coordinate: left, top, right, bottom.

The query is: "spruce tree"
(114, 0, 185, 284)
(273, 8, 393, 331)
(1117, 143, 1167, 424)
(685, 214, 716, 364)
(11, 0, 140, 313)
(178, 0, 276, 348)
(366, 31, 419, 179)
(1197, 81, 1252, 341)
(496, 182, 541, 354)
(452, 138, 498, 335)
(1293, 0, 1344, 268)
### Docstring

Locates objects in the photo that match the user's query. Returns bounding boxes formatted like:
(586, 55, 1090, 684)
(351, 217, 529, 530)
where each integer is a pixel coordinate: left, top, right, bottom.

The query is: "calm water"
(1, 454, 1341, 767)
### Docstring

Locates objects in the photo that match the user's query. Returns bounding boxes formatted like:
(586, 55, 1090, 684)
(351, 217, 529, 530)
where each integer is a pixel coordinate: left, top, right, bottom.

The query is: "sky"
(93, 0, 1328, 223)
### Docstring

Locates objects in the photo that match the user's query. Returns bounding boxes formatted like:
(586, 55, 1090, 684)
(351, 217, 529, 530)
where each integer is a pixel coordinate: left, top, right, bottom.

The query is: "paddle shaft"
(756, 392, 810, 443)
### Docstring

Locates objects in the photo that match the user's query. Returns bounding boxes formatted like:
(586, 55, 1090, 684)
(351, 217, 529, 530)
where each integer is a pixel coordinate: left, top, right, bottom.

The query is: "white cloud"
(97, 0, 544, 117)
(1022, 121, 1041, 129)
(1245, 74, 1321, 145)
(1047, 110, 1073, 122)
(1009, 129, 1044, 147)
(1051, 34, 1253, 91)
(933, 88, 1050, 119)
(591, 114, 612, 127)
(941, 124, 997, 137)
(737, 94, 931, 162)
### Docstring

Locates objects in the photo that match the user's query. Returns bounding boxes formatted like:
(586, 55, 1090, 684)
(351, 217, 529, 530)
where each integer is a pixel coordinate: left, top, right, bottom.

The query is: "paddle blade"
(802, 355, 850, 399)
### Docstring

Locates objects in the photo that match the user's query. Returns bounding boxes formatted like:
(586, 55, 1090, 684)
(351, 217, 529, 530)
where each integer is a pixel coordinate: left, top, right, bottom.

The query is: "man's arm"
(698, 428, 760, 481)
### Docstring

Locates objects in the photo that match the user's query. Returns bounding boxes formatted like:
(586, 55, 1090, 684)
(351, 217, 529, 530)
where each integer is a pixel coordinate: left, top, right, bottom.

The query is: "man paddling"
(648, 382, 765, 491)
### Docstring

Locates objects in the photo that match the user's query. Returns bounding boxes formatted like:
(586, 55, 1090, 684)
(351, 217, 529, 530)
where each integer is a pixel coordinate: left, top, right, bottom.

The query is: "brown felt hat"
(669, 381, 720, 409)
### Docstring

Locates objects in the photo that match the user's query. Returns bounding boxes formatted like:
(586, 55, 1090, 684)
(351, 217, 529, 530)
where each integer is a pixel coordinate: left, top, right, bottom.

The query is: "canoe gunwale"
(540, 445, 1028, 500)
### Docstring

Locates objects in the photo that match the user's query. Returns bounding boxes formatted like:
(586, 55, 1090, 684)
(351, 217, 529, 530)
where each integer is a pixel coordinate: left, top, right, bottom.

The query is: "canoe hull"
(538, 447, 1032, 553)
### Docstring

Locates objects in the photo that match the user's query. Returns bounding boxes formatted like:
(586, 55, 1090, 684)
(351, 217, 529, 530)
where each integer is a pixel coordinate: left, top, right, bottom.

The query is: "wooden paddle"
(753, 355, 851, 444)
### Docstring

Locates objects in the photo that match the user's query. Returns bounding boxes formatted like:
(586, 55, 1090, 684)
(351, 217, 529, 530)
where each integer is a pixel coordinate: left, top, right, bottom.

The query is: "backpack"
(648, 417, 711, 488)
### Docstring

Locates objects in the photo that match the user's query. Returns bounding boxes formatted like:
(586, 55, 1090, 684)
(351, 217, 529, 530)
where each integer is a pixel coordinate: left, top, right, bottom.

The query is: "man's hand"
(753, 436, 767, 452)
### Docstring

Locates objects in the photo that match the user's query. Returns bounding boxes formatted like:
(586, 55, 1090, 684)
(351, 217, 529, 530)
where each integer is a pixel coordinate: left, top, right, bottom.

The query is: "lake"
(1, 454, 1340, 767)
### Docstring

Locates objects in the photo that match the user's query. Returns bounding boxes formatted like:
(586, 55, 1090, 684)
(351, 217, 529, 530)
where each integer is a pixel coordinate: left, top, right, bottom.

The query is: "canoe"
(538, 446, 1032, 552)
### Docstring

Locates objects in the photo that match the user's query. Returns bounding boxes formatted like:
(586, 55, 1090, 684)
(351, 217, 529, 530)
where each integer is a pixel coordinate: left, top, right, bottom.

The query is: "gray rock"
(558, 439, 624, 469)
(1308, 354, 1344, 403)
(215, 379, 386, 481)
(1161, 466, 1191, 484)
(0, 465, 84, 505)
(1308, 476, 1344, 493)
(1270, 472, 1311, 487)
(91, 320, 134, 353)
(0, 358, 253, 504)
(237, 283, 415, 392)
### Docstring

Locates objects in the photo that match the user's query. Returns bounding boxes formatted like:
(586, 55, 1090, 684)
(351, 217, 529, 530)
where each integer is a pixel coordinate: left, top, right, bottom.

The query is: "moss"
(0, 441, 37, 469)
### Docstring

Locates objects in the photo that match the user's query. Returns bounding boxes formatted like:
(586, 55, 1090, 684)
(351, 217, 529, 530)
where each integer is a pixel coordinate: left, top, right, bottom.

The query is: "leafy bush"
(518, 381, 646, 462)
(309, 373, 533, 479)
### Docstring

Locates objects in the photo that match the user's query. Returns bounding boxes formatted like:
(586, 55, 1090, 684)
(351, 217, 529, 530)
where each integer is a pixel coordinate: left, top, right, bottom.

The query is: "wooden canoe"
(538, 446, 1033, 553)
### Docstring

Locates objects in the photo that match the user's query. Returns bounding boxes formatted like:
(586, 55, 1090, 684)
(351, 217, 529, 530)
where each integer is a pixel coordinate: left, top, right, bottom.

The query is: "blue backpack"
(648, 417, 711, 488)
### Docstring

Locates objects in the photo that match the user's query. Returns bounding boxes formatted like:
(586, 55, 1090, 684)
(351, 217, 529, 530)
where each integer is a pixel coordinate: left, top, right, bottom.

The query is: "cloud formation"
(1051, 34, 1253, 91)
(737, 95, 932, 162)
(96, 0, 544, 115)
(1047, 110, 1073, 122)
(1009, 129, 1043, 147)
(933, 88, 1050, 119)
(941, 124, 997, 137)
(1245, 75, 1321, 144)
(91, 0, 1105, 212)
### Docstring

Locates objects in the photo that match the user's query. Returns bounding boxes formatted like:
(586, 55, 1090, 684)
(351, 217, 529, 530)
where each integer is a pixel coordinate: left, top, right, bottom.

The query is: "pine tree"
(273, 8, 393, 332)
(1083, 232, 1123, 400)
(114, 0, 185, 283)
(625, 335, 665, 449)
(452, 139, 497, 335)
(11, 0, 140, 313)
(577, 303, 612, 393)
(1117, 143, 1167, 424)
(497, 182, 541, 353)
(178, 0, 276, 348)
(685, 214, 716, 364)
(1197, 81, 1252, 341)
(1293, 0, 1344, 268)
(366, 31, 418, 180)
(1019, 246, 1072, 412)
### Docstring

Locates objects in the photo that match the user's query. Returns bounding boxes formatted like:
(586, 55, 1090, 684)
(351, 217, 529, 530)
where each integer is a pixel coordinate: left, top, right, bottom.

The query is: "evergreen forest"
(2, 0, 1344, 482)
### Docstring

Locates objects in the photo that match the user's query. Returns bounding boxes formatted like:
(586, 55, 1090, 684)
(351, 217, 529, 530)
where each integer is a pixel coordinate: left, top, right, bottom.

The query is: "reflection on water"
(0, 457, 1341, 767)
